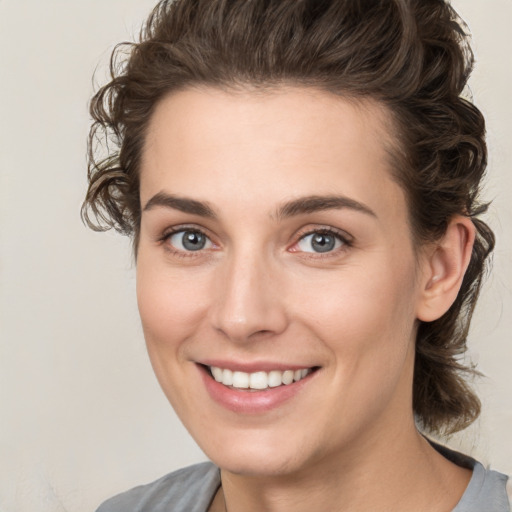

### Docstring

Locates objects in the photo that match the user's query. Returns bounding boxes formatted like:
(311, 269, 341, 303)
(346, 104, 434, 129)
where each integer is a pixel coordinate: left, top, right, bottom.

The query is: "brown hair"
(82, 0, 495, 435)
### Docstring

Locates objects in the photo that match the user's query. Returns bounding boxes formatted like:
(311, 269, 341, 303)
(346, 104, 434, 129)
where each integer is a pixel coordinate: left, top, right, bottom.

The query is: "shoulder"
(96, 462, 220, 512)
(430, 440, 510, 511)
(453, 461, 510, 512)
(439, 446, 510, 512)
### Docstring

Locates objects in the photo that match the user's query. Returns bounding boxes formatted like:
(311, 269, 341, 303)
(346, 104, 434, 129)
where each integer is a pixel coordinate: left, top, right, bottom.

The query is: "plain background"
(0, 1, 510, 511)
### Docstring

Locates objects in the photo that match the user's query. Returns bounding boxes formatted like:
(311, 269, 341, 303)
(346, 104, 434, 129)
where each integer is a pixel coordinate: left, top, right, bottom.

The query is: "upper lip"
(198, 359, 318, 373)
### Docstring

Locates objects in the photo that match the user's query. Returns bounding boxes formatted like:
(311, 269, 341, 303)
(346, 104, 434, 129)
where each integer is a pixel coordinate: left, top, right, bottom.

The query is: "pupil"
(312, 234, 335, 253)
(182, 231, 206, 251)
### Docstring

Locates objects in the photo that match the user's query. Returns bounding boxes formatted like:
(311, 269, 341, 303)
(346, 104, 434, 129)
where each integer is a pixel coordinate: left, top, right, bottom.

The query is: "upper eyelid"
(294, 225, 353, 243)
(161, 225, 350, 238)
(161, 224, 212, 239)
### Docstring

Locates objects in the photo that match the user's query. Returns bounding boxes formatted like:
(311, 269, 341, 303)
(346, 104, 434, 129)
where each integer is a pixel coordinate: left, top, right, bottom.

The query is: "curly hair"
(82, 0, 495, 435)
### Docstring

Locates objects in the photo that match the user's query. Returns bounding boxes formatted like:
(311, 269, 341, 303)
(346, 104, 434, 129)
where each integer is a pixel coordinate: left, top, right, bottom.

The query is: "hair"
(82, 0, 495, 436)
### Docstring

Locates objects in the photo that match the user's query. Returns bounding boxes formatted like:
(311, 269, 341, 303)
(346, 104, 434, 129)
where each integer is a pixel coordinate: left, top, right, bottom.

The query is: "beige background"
(0, 1, 510, 510)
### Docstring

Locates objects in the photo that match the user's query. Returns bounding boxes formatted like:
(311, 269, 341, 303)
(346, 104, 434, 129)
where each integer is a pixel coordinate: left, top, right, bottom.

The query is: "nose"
(209, 250, 288, 343)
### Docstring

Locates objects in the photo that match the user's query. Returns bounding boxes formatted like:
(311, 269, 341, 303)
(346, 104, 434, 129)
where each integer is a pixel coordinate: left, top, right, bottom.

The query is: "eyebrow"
(142, 192, 376, 220)
(143, 192, 217, 218)
(275, 195, 377, 220)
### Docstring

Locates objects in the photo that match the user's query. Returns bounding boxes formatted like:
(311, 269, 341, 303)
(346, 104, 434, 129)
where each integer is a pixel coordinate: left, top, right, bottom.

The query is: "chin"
(213, 450, 307, 477)
(196, 428, 317, 477)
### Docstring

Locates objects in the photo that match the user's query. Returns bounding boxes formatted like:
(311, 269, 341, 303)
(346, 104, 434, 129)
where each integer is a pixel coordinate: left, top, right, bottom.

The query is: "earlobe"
(416, 216, 476, 322)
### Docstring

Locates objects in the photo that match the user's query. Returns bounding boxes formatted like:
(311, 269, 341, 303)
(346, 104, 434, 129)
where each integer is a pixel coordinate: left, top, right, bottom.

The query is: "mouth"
(198, 362, 321, 413)
(203, 364, 319, 391)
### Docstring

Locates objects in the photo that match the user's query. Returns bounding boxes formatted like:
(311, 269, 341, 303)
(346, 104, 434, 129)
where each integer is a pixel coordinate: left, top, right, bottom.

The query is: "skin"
(136, 86, 475, 512)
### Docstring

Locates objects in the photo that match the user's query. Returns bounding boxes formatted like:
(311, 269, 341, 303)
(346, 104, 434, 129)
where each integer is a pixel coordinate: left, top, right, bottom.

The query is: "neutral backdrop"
(0, 1, 510, 511)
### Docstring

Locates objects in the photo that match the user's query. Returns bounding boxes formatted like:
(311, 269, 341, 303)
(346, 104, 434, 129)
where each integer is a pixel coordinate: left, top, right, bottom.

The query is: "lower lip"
(198, 366, 316, 414)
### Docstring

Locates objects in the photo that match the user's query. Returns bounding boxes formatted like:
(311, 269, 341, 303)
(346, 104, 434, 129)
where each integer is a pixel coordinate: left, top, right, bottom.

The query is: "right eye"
(167, 229, 213, 252)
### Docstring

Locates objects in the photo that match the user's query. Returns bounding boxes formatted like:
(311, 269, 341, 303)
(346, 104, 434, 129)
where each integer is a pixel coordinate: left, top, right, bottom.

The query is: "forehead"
(142, 86, 395, 164)
(140, 86, 406, 222)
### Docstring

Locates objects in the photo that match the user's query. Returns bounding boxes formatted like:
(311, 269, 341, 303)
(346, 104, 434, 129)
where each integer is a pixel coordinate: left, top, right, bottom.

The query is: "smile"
(199, 363, 320, 413)
(208, 366, 313, 390)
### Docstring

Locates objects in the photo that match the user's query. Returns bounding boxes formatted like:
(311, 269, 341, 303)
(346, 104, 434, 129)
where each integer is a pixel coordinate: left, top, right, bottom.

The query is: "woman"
(83, 0, 510, 510)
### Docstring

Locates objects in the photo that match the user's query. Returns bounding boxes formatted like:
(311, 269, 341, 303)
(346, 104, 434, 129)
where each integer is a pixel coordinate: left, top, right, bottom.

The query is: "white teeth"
(209, 366, 312, 390)
(222, 369, 233, 386)
(232, 371, 249, 389)
(282, 370, 294, 385)
(249, 371, 268, 390)
(211, 366, 223, 382)
(268, 370, 282, 388)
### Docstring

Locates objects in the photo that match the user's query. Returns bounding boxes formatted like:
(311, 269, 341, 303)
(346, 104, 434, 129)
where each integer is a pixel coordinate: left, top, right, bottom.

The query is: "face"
(137, 87, 427, 477)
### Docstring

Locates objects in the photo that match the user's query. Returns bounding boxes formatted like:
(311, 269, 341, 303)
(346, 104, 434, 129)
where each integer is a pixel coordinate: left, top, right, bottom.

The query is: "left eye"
(296, 232, 344, 253)
(168, 230, 213, 252)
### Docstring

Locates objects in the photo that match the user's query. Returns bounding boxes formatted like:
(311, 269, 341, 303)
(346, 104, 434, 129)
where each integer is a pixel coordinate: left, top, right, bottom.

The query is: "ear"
(416, 215, 476, 322)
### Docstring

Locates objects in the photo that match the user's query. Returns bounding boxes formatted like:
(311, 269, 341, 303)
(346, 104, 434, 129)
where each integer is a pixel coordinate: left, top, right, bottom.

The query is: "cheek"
(298, 259, 419, 383)
(303, 262, 416, 336)
(298, 266, 418, 432)
(136, 255, 210, 350)
(135, 255, 213, 415)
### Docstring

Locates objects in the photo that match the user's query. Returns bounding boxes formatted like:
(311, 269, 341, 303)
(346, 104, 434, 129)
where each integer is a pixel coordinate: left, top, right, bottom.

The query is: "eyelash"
(158, 225, 352, 258)
(290, 227, 352, 258)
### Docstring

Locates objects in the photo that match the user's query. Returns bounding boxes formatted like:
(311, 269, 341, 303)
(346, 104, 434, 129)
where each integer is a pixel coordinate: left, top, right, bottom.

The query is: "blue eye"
(296, 232, 344, 253)
(168, 230, 212, 252)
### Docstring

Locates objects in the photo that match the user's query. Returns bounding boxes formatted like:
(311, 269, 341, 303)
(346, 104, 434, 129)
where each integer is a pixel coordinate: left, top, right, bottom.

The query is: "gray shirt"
(97, 446, 510, 512)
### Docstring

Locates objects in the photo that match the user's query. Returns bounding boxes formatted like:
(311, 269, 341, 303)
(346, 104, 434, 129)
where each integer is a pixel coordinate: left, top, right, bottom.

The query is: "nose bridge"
(210, 244, 287, 341)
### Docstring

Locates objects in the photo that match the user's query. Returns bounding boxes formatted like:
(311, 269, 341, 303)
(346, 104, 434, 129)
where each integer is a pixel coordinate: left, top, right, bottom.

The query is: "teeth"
(209, 366, 312, 390)
(282, 370, 294, 385)
(268, 370, 282, 388)
(249, 371, 267, 390)
(211, 366, 223, 382)
(223, 369, 233, 386)
(232, 371, 249, 389)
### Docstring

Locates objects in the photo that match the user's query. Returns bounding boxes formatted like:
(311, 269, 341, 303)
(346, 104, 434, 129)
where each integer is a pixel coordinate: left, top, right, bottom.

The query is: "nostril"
(250, 329, 273, 338)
